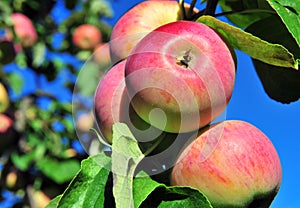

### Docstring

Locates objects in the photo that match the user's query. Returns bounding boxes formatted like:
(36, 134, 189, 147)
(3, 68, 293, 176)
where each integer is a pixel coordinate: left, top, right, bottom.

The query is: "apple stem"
(204, 0, 219, 16)
(176, 49, 192, 68)
(143, 133, 166, 157)
(179, 0, 187, 20)
(187, 0, 197, 18)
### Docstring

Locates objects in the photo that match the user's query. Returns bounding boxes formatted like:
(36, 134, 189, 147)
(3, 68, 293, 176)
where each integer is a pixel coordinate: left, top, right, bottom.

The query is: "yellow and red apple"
(171, 120, 282, 208)
(125, 21, 235, 133)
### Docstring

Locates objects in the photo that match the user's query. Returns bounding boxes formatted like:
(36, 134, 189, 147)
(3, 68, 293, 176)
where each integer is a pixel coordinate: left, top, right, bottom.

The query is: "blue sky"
(105, 1, 300, 207)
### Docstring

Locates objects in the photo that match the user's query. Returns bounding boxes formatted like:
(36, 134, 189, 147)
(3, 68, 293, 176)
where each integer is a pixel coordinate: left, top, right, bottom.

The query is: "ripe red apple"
(0, 83, 10, 113)
(110, 0, 198, 62)
(72, 24, 102, 50)
(94, 60, 163, 144)
(171, 120, 282, 208)
(10, 13, 37, 47)
(93, 43, 111, 67)
(125, 21, 235, 133)
(0, 114, 13, 133)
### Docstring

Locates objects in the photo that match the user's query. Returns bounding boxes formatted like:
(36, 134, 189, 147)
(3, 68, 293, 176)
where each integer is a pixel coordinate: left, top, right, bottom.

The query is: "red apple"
(11, 13, 37, 47)
(94, 60, 163, 144)
(0, 113, 16, 153)
(0, 114, 13, 133)
(125, 21, 235, 133)
(72, 24, 102, 50)
(171, 120, 282, 208)
(110, 0, 198, 62)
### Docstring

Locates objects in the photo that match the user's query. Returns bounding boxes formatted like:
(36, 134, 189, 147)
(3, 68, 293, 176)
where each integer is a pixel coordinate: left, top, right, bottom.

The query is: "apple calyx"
(176, 49, 192, 68)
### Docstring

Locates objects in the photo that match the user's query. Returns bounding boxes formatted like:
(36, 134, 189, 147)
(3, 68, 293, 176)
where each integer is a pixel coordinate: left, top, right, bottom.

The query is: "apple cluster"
(0, 13, 38, 65)
(93, 1, 282, 207)
(0, 82, 17, 153)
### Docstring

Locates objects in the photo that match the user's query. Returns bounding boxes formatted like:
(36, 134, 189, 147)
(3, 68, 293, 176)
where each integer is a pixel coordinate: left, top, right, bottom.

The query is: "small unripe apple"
(110, 0, 198, 61)
(125, 21, 235, 133)
(11, 13, 37, 47)
(6, 171, 18, 188)
(0, 83, 10, 113)
(171, 120, 282, 208)
(72, 24, 102, 50)
(94, 60, 163, 144)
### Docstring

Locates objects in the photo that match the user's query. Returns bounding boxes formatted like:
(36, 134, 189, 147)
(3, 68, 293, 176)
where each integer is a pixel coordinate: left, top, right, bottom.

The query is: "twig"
(203, 0, 219, 16)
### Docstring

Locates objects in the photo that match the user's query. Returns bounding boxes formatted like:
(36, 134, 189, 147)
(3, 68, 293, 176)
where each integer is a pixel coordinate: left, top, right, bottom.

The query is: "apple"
(0, 114, 13, 134)
(125, 20, 235, 133)
(94, 60, 163, 145)
(0, 113, 16, 153)
(72, 24, 102, 50)
(110, 0, 198, 62)
(94, 60, 164, 144)
(76, 112, 94, 132)
(0, 83, 10, 113)
(10, 13, 37, 47)
(171, 120, 282, 208)
(93, 43, 111, 67)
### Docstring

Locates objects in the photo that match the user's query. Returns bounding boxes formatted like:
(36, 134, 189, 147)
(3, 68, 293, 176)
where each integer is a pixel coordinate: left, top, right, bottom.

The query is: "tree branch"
(204, 0, 219, 16)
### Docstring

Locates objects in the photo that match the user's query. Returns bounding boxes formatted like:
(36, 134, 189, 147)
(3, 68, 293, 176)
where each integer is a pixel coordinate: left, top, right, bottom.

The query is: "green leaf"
(11, 143, 46, 171)
(51, 153, 111, 208)
(267, 0, 300, 47)
(246, 15, 300, 103)
(36, 157, 80, 184)
(46, 195, 62, 208)
(197, 15, 299, 69)
(11, 151, 36, 171)
(158, 187, 212, 208)
(33, 42, 46, 67)
(111, 122, 145, 208)
(133, 172, 161, 208)
(7, 73, 23, 94)
(218, 0, 274, 28)
(133, 173, 212, 208)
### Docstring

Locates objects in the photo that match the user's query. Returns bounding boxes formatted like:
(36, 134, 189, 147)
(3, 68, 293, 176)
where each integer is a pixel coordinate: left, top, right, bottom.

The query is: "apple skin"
(10, 13, 37, 47)
(72, 24, 102, 50)
(110, 0, 198, 62)
(171, 120, 282, 208)
(125, 20, 235, 133)
(0, 83, 10, 113)
(94, 60, 163, 144)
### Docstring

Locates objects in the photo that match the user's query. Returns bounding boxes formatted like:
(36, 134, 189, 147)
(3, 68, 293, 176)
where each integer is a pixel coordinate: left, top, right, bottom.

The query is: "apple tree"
(0, 0, 112, 207)
(0, 0, 299, 207)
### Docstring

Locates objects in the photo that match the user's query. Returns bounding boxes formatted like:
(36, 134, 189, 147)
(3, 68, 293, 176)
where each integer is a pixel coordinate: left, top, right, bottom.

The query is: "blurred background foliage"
(0, 0, 113, 207)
